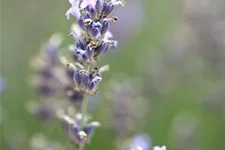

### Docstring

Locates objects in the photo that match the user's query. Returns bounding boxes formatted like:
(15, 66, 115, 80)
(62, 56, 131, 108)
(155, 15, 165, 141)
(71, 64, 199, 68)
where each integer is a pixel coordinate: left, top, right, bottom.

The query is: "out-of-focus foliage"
(1, 0, 225, 150)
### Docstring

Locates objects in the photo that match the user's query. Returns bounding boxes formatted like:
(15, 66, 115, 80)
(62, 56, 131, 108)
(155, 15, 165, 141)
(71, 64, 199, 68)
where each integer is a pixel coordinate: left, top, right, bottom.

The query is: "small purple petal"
(76, 40, 86, 50)
(91, 27, 100, 37)
(78, 18, 85, 30)
(80, 73, 89, 89)
(75, 48, 86, 56)
(65, 7, 81, 20)
(88, 81, 95, 90)
(73, 71, 82, 85)
(92, 22, 102, 28)
(101, 21, 109, 34)
(83, 124, 95, 137)
(66, 0, 81, 19)
(102, 2, 114, 17)
(90, 8, 97, 18)
(93, 42, 105, 56)
(84, 13, 92, 19)
(82, 52, 89, 61)
(66, 69, 74, 80)
(80, 0, 97, 9)
(68, 126, 80, 143)
(95, 0, 103, 14)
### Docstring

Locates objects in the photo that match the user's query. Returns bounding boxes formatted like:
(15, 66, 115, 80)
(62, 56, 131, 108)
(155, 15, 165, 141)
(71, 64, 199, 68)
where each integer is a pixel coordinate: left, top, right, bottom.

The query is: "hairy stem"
(81, 94, 88, 128)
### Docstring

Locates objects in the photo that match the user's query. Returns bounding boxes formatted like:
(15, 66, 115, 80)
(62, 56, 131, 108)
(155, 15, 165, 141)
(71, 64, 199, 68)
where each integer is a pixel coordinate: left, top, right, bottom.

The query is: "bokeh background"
(1, 0, 225, 150)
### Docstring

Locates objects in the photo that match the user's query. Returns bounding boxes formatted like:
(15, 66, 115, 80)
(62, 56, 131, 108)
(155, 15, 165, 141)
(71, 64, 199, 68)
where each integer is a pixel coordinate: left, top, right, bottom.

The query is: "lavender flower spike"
(29, 0, 130, 149)
(153, 146, 166, 150)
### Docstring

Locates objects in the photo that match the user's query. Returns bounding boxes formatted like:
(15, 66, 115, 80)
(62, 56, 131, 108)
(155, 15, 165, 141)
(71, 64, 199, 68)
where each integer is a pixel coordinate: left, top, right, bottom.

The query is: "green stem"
(81, 94, 88, 128)
(80, 65, 91, 128)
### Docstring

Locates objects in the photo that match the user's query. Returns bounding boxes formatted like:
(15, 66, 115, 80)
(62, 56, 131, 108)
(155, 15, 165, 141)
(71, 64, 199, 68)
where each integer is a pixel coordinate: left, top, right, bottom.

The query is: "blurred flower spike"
(58, 2, 126, 147)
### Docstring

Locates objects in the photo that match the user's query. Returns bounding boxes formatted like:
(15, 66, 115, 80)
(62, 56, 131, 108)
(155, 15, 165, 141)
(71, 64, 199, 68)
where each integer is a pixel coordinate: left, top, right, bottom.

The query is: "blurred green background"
(1, 0, 225, 150)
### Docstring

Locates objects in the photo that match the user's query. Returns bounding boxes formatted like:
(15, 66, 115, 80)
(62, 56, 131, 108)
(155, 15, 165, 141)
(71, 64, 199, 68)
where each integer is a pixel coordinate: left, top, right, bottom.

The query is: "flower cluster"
(59, 0, 125, 146)
(57, 109, 100, 148)
(66, 0, 124, 65)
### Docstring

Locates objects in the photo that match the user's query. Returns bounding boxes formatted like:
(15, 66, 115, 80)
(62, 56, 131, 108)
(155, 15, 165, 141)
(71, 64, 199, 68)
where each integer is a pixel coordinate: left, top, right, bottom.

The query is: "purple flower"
(57, 110, 100, 148)
(80, 0, 97, 9)
(65, 0, 81, 19)
(70, 65, 109, 95)
(66, 0, 124, 64)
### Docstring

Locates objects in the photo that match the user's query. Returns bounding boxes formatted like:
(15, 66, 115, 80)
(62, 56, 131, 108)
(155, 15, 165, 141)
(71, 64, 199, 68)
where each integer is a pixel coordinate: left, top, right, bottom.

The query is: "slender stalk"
(81, 94, 88, 128)
(80, 64, 91, 128)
